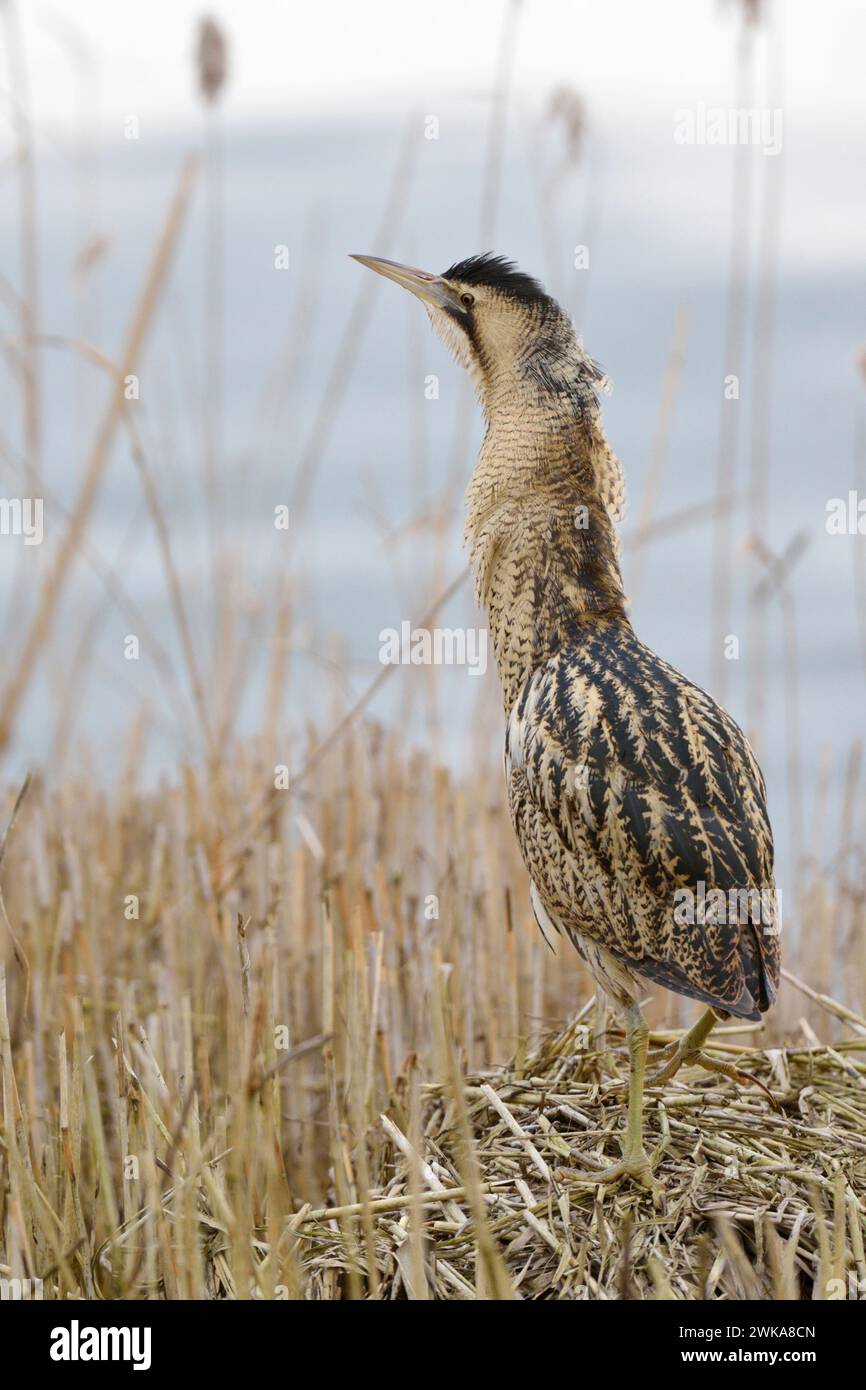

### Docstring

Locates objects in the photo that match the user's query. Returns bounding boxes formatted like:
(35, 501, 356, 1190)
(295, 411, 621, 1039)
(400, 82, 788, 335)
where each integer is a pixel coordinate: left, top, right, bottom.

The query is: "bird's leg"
(645, 1006, 750, 1087)
(645, 1006, 718, 1086)
(645, 1006, 779, 1105)
(570, 1003, 661, 1195)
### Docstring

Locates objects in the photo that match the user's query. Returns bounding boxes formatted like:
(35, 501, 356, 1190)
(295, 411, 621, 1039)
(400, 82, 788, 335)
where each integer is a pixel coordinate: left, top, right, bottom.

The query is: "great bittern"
(353, 252, 780, 1192)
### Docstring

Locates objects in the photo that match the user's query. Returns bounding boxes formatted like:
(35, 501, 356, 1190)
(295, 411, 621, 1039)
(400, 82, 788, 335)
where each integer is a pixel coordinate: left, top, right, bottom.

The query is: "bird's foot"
(568, 1148, 663, 1203)
(646, 1041, 780, 1109)
(645, 1036, 697, 1087)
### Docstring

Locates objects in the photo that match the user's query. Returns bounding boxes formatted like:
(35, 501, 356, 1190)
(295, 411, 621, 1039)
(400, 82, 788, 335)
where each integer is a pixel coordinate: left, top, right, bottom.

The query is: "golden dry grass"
(1, 729, 864, 1300)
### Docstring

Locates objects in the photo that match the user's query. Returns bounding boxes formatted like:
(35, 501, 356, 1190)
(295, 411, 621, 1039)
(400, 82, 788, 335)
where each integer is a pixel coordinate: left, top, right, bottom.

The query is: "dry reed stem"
(0, 156, 199, 755)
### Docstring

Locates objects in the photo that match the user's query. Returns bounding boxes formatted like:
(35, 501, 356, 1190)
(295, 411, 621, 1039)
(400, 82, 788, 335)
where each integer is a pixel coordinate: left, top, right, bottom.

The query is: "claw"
(645, 1044, 698, 1089)
(646, 1042, 782, 1111)
(568, 1150, 664, 1205)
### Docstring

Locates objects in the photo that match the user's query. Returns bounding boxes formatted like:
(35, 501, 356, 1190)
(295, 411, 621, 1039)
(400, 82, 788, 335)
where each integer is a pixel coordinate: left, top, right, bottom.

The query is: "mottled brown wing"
(505, 625, 780, 1018)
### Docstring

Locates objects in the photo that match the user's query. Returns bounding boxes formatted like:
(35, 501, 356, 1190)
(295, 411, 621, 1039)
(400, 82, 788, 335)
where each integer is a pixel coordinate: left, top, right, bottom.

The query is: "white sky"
(8, 0, 866, 135)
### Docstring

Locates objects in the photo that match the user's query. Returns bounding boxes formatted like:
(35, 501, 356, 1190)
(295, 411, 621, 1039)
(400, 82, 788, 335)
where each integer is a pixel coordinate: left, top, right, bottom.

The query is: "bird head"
(351, 252, 604, 421)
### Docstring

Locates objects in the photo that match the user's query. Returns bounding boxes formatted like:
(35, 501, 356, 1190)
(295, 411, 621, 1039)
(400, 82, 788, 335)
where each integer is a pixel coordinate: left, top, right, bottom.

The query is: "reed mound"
(295, 1020, 866, 1300)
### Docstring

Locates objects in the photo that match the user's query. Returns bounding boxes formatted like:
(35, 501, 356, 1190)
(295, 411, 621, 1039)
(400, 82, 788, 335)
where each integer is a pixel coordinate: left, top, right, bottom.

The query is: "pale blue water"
(1, 116, 864, 903)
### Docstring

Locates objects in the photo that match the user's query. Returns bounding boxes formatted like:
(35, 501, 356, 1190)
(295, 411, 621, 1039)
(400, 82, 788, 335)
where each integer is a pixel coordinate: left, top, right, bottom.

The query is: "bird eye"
(460, 292, 475, 308)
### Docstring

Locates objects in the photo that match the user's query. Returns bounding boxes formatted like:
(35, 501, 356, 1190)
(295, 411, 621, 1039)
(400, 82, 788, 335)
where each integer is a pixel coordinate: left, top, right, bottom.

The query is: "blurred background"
(1, 0, 865, 990)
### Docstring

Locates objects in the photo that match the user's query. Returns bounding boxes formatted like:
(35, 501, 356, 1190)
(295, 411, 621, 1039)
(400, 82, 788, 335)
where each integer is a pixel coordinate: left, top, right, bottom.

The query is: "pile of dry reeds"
(296, 1017, 866, 1300)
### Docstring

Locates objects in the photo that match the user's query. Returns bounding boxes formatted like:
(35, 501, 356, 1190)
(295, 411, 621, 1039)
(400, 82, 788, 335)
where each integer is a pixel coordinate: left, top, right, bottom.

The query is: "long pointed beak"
(350, 254, 462, 313)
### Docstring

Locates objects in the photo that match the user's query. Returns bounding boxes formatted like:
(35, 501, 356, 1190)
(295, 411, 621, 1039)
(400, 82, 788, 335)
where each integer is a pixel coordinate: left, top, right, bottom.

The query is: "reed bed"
(1, 730, 864, 1299)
